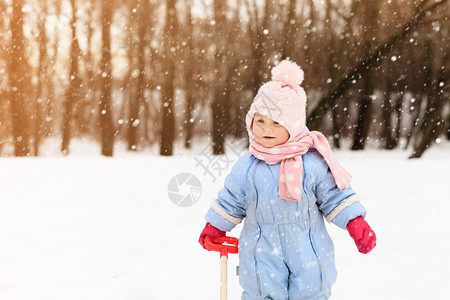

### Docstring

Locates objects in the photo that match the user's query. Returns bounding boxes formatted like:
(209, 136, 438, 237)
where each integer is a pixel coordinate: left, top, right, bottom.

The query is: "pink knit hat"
(246, 60, 307, 142)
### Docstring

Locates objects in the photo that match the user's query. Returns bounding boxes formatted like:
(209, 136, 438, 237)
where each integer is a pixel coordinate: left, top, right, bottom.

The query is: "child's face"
(252, 113, 290, 148)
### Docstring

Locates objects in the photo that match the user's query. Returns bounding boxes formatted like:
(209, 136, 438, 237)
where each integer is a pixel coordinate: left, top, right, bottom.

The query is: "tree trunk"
(211, 0, 229, 155)
(409, 102, 446, 159)
(121, 10, 134, 142)
(304, 0, 316, 75)
(99, 0, 115, 156)
(184, 0, 195, 149)
(34, 9, 48, 156)
(446, 114, 450, 140)
(324, 0, 341, 148)
(159, 0, 177, 156)
(413, 40, 434, 149)
(128, 0, 148, 151)
(84, 8, 97, 138)
(245, 0, 273, 95)
(404, 92, 423, 149)
(61, 0, 80, 155)
(8, 0, 31, 156)
(410, 48, 448, 158)
(447, 122, 450, 140)
(352, 93, 372, 150)
(393, 94, 403, 148)
(281, 0, 297, 60)
(351, 0, 379, 150)
(381, 89, 396, 149)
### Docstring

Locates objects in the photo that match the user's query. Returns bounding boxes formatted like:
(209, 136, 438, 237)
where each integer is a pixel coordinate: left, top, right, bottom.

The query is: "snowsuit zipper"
(249, 161, 263, 296)
(307, 199, 324, 293)
(253, 228, 263, 296)
(303, 159, 324, 293)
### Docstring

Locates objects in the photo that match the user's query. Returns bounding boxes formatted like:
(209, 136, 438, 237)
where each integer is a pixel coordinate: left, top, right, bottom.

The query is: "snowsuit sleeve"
(306, 150, 367, 229)
(205, 152, 252, 232)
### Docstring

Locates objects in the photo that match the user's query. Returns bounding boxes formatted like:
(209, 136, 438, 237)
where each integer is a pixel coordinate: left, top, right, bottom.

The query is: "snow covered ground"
(0, 138, 449, 299)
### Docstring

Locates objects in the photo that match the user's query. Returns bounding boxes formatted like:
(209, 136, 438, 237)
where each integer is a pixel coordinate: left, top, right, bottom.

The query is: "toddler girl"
(199, 60, 376, 300)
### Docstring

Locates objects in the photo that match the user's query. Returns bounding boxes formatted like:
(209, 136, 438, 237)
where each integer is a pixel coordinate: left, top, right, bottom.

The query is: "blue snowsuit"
(205, 150, 367, 300)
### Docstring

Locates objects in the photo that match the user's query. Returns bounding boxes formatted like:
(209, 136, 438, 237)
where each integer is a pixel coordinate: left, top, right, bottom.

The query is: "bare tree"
(210, 0, 229, 155)
(281, 0, 299, 60)
(244, 0, 274, 94)
(99, 0, 115, 156)
(303, 0, 317, 78)
(410, 49, 449, 158)
(61, 0, 81, 155)
(78, 0, 98, 137)
(33, 3, 49, 156)
(324, 0, 341, 148)
(160, 0, 177, 156)
(183, 0, 195, 149)
(128, 0, 150, 151)
(351, 0, 380, 150)
(7, 0, 31, 156)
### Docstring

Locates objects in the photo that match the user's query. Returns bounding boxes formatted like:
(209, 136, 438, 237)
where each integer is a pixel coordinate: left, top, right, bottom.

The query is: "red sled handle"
(204, 236, 239, 258)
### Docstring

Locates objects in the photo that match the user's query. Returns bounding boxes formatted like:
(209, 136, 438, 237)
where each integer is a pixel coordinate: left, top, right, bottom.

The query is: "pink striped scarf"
(249, 131, 352, 201)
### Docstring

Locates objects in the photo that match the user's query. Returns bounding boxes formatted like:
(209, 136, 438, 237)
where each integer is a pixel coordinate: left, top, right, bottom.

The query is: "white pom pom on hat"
(271, 60, 304, 87)
(246, 59, 308, 143)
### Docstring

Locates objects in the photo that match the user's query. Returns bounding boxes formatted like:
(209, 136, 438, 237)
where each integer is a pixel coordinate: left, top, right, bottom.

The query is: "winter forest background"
(1, 0, 448, 158)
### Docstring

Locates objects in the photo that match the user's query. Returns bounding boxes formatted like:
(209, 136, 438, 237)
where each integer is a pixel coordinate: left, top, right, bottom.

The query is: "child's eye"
(273, 121, 279, 125)
(257, 119, 264, 124)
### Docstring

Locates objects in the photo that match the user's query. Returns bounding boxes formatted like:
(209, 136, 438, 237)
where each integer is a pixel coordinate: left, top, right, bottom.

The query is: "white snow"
(0, 138, 449, 299)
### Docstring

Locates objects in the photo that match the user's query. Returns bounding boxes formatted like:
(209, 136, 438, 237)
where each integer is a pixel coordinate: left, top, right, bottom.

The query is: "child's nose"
(263, 125, 274, 134)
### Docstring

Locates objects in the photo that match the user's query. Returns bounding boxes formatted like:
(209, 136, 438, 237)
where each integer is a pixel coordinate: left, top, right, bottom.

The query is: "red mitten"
(198, 222, 226, 250)
(347, 216, 376, 254)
